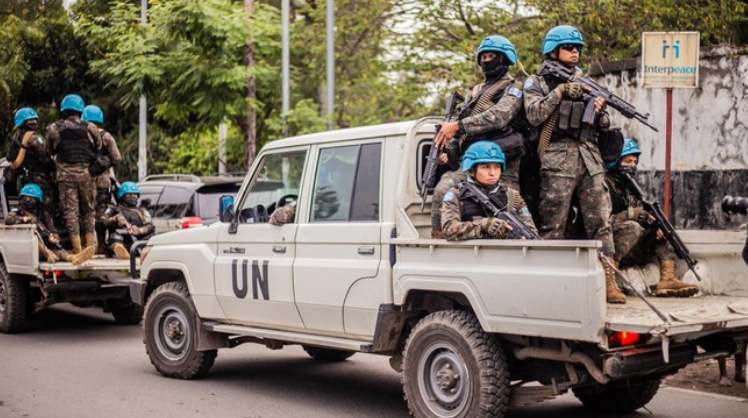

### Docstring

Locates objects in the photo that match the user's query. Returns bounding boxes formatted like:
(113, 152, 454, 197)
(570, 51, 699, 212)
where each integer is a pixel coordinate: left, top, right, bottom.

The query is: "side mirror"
(140, 198, 152, 209)
(220, 195, 235, 223)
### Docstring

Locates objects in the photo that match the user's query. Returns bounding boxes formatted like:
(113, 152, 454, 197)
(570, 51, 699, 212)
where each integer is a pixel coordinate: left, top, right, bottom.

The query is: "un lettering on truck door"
(231, 259, 270, 300)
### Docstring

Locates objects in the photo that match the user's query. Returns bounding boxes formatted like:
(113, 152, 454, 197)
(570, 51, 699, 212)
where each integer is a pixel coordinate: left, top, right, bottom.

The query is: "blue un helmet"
(82, 105, 104, 124)
(60, 94, 86, 113)
(542, 25, 585, 56)
(14, 108, 39, 128)
(19, 183, 44, 202)
(117, 181, 141, 200)
(461, 141, 506, 173)
(476, 35, 518, 65)
(606, 138, 642, 170)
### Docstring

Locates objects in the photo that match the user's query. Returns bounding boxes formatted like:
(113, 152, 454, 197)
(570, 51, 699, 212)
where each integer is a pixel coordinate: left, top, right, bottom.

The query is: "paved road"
(1, 305, 747, 418)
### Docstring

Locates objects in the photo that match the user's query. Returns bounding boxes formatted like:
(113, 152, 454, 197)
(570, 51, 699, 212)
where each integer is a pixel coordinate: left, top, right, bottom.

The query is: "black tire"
(112, 301, 144, 325)
(402, 310, 510, 418)
(302, 345, 355, 362)
(573, 377, 662, 413)
(143, 281, 217, 379)
(0, 263, 28, 334)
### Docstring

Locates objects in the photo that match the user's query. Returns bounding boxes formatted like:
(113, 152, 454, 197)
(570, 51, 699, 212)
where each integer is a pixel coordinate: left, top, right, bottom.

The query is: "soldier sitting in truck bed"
(5, 184, 94, 266)
(101, 182, 155, 259)
(441, 141, 537, 241)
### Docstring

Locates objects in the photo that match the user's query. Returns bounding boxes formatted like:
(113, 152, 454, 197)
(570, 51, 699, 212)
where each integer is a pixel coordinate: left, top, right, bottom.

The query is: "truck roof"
(262, 119, 434, 150)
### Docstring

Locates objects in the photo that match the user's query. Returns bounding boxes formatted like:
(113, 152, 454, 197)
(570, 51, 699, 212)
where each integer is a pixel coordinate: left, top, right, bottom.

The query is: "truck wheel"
(143, 281, 217, 379)
(302, 345, 355, 362)
(402, 310, 509, 418)
(573, 377, 661, 412)
(112, 302, 144, 325)
(0, 263, 28, 334)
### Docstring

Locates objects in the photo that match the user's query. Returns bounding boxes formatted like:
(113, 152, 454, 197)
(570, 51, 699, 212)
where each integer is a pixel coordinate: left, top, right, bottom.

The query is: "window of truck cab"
(309, 141, 382, 223)
(239, 148, 308, 223)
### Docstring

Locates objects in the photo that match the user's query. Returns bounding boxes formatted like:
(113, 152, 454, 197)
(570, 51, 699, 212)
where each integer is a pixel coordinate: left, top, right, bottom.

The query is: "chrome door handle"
(223, 247, 245, 254)
(357, 246, 375, 255)
(272, 245, 287, 254)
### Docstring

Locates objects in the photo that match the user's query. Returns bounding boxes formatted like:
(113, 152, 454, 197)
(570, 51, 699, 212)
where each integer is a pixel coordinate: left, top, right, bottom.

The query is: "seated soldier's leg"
(611, 219, 645, 266)
(37, 239, 58, 263)
(95, 188, 110, 254)
(108, 231, 129, 260)
(654, 240, 699, 297)
(430, 171, 467, 238)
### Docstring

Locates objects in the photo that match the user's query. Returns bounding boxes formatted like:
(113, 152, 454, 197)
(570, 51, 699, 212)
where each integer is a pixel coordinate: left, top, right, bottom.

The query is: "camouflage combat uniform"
(5, 208, 70, 263)
(523, 62, 614, 256)
(102, 204, 155, 258)
(441, 180, 537, 241)
(606, 174, 675, 265)
(93, 128, 123, 252)
(7, 129, 57, 231)
(46, 116, 102, 251)
(432, 75, 525, 238)
(269, 202, 296, 226)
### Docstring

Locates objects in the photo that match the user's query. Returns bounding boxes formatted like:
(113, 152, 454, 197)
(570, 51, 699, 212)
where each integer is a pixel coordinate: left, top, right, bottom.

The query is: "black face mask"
(479, 54, 508, 80)
(616, 164, 638, 177)
(123, 196, 139, 208)
(24, 121, 38, 132)
(20, 200, 38, 213)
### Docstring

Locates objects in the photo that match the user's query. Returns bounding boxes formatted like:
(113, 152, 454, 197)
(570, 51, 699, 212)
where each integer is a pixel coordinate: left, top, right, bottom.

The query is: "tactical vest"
(541, 73, 586, 141)
(120, 206, 147, 227)
(606, 175, 640, 215)
(8, 131, 42, 172)
(56, 120, 93, 164)
(457, 183, 511, 221)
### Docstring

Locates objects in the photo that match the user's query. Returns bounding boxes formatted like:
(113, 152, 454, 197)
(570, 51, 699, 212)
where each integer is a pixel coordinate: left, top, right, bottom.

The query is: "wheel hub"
(153, 305, 191, 361)
(418, 342, 471, 418)
(165, 321, 184, 340)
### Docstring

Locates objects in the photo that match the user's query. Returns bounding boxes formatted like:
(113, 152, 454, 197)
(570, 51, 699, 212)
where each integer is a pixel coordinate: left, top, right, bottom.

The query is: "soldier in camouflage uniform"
(82, 105, 123, 253)
(442, 141, 537, 241)
(45, 94, 102, 255)
(101, 182, 155, 259)
(431, 35, 527, 238)
(7, 108, 58, 231)
(523, 25, 625, 303)
(606, 140, 699, 297)
(5, 184, 94, 265)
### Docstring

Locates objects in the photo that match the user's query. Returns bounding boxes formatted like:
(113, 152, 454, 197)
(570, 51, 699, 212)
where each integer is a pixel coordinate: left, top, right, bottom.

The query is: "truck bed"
(607, 295, 748, 338)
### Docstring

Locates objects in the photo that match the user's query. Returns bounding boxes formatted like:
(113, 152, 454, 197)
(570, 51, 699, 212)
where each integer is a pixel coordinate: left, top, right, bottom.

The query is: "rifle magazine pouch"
(570, 102, 584, 129)
(558, 100, 572, 131)
(597, 128, 625, 166)
(89, 154, 111, 176)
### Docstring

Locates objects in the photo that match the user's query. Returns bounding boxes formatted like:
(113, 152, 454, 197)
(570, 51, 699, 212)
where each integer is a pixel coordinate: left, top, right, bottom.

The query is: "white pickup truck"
(0, 175, 142, 333)
(130, 118, 748, 418)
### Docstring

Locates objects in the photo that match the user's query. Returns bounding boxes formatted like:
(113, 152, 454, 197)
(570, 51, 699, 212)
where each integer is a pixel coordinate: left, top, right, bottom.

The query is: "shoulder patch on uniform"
(508, 87, 523, 98)
(443, 190, 456, 203)
(519, 207, 531, 216)
(524, 78, 534, 89)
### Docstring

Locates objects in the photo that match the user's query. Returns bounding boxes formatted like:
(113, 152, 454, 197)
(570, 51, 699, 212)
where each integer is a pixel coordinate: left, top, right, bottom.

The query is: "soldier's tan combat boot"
(82, 232, 96, 254)
(603, 258, 627, 304)
(70, 234, 83, 254)
(112, 243, 130, 260)
(655, 259, 699, 297)
(71, 246, 95, 266)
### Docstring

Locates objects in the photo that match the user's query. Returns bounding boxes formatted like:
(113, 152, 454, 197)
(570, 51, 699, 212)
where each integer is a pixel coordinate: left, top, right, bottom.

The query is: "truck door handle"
(223, 247, 245, 254)
(358, 246, 375, 255)
(272, 245, 287, 254)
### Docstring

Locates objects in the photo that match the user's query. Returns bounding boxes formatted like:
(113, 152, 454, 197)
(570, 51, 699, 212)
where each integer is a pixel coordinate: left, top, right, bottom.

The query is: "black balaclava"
(479, 53, 508, 83)
(20, 197, 39, 213)
(23, 120, 38, 132)
(616, 164, 638, 177)
(123, 194, 139, 208)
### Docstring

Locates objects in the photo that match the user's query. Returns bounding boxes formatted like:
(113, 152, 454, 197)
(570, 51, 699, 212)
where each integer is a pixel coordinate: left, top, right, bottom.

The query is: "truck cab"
(131, 118, 748, 418)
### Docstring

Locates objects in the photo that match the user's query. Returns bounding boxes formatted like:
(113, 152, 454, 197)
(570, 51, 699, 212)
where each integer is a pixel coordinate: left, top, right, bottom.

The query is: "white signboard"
(641, 32, 700, 89)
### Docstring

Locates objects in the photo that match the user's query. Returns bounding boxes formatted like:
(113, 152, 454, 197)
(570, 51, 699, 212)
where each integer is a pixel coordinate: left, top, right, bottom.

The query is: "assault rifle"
(420, 90, 465, 211)
(620, 172, 702, 282)
(462, 181, 540, 240)
(539, 60, 658, 132)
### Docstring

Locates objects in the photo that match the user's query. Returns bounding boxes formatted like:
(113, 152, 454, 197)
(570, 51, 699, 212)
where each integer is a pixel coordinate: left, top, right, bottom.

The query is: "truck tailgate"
(40, 256, 132, 283)
(607, 296, 748, 340)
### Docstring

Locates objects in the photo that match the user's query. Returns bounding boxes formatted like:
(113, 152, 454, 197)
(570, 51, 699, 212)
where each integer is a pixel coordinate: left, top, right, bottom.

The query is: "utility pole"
(326, 0, 334, 130)
(218, 121, 227, 175)
(138, 0, 147, 181)
(244, 0, 257, 170)
(281, 0, 290, 137)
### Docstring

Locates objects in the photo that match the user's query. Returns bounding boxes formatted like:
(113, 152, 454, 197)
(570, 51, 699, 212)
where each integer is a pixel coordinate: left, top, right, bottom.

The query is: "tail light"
(180, 216, 202, 229)
(42, 270, 63, 279)
(609, 331, 644, 348)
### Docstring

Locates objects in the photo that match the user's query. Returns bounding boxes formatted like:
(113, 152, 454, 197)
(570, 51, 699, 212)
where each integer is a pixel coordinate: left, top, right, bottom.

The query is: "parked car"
(137, 175, 242, 233)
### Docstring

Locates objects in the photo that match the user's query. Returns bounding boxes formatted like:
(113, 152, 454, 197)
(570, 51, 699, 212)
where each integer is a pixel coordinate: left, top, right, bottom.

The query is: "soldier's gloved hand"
(482, 218, 513, 238)
(559, 82, 585, 99)
(629, 207, 650, 224)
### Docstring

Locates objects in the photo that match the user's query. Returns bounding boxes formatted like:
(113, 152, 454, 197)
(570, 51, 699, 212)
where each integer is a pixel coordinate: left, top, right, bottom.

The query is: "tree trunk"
(244, 0, 257, 170)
